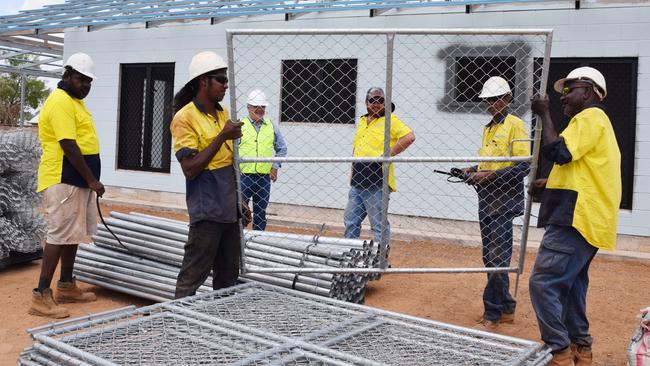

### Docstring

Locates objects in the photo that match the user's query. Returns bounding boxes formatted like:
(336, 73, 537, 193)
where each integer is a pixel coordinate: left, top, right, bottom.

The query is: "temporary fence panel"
(226, 29, 552, 278)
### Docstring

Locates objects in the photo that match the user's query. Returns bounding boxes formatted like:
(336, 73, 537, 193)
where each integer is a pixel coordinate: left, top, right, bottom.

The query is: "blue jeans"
(479, 213, 517, 321)
(240, 174, 271, 231)
(529, 225, 598, 352)
(343, 186, 389, 245)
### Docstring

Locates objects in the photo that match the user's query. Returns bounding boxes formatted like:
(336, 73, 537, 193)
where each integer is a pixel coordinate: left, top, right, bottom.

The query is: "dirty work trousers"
(175, 220, 241, 299)
(529, 224, 598, 352)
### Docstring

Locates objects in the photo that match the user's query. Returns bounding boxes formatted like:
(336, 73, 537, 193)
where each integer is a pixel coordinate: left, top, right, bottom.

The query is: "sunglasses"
(207, 74, 228, 85)
(367, 97, 385, 105)
(561, 83, 593, 96)
(484, 96, 503, 104)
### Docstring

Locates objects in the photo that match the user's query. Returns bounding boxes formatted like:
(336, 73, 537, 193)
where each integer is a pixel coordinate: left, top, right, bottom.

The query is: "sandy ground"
(1, 203, 649, 366)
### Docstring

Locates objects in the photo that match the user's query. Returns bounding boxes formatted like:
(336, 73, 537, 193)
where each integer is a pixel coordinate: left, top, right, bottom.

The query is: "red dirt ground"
(1, 202, 648, 366)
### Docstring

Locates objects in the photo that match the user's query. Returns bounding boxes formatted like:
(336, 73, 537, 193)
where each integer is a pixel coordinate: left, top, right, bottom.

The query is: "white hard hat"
(64, 52, 96, 79)
(478, 76, 511, 98)
(247, 89, 269, 107)
(187, 51, 227, 84)
(553, 66, 607, 100)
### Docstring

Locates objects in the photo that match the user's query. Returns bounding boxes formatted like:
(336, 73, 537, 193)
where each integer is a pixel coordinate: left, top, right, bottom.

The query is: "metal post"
(379, 33, 395, 269)
(514, 31, 553, 296)
(226, 30, 248, 275)
(19, 73, 26, 128)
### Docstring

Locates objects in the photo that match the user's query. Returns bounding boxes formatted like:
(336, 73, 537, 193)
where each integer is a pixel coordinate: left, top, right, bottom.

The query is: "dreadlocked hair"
(173, 79, 199, 113)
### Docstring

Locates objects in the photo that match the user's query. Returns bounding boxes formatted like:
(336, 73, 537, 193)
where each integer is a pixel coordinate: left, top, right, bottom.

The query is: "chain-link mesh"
(117, 63, 174, 173)
(0, 129, 45, 259)
(227, 29, 551, 275)
(21, 282, 550, 365)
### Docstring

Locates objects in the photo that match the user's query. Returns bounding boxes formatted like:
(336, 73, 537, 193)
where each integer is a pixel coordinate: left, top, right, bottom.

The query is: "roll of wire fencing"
(74, 211, 376, 302)
(0, 129, 45, 262)
(226, 29, 553, 293)
(20, 282, 552, 366)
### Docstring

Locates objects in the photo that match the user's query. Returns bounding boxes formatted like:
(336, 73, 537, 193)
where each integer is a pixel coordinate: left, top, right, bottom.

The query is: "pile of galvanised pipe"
(74, 212, 379, 303)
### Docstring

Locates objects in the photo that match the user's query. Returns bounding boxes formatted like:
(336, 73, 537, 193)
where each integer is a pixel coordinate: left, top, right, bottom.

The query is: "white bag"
(628, 307, 650, 366)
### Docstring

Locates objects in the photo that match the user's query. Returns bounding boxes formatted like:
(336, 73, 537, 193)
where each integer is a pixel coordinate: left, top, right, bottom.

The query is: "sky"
(0, 0, 59, 16)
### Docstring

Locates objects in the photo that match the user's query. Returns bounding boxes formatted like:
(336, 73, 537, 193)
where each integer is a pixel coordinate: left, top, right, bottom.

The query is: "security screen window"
(117, 63, 175, 173)
(280, 58, 358, 124)
(454, 56, 517, 103)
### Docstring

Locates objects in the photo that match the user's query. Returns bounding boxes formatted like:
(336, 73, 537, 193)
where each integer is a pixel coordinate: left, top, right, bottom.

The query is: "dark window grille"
(280, 58, 358, 124)
(117, 63, 175, 173)
(454, 56, 517, 103)
(533, 57, 637, 209)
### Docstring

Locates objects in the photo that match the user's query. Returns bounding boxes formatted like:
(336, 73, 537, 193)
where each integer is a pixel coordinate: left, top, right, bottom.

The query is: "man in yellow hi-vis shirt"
(343, 87, 415, 248)
(170, 51, 250, 299)
(464, 76, 530, 331)
(29, 53, 103, 319)
(530, 67, 621, 366)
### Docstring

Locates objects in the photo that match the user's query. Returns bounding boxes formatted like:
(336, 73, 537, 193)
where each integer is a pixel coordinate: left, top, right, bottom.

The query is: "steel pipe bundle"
(74, 211, 379, 303)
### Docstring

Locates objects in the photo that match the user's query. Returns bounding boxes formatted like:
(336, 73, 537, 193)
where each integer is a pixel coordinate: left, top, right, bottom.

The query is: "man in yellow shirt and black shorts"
(530, 67, 621, 366)
(29, 53, 104, 318)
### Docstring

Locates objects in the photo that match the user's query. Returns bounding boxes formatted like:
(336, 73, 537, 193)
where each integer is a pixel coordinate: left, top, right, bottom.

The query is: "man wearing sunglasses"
(463, 76, 530, 331)
(239, 89, 288, 231)
(343, 87, 415, 255)
(529, 67, 621, 366)
(170, 51, 250, 299)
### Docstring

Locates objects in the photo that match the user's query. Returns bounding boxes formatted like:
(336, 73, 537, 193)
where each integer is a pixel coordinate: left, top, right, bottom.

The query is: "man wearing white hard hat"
(170, 51, 250, 298)
(529, 66, 621, 365)
(29, 52, 103, 318)
(239, 89, 287, 231)
(462, 76, 530, 331)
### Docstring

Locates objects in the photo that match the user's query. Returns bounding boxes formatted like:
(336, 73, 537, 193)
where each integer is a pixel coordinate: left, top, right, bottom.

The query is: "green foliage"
(0, 53, 52, 126)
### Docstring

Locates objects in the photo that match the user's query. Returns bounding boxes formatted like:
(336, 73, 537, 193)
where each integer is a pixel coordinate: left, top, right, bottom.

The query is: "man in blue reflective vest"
(239, 89, 288, 231)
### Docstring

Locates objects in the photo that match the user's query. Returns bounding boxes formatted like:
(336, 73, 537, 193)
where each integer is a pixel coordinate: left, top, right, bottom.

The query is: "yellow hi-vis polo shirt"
(478, 114, 529, 171)
(352, 114, 412, 192)
(37, 88, 100, 192)
(171, 101, 233, 170)
(541, 107, 621, 250)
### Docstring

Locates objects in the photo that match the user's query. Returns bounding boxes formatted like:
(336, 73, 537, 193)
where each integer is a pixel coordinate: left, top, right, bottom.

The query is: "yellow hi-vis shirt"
(37, 88, 100, 192)
(352, 114, 412, 191)
(543, 107, 621, 250)
(478, 114, 529, 171)
(170, 101, 233, 170)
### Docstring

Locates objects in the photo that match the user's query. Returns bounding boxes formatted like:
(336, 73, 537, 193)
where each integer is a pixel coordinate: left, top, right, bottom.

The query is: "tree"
(0, 54, 51, 126)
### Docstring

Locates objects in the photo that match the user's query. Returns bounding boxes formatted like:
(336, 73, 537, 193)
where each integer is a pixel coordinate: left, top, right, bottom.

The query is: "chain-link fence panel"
(21, 282, 551, 365)
(227, 29, 551, 277)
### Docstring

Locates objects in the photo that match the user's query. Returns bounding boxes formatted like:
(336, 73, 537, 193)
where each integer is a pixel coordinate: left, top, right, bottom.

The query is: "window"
(439, 43, 531, 115)
(454, 56, 516, 103)
(117, 63, 174, 173)
(280, 58, 358, 124)
(534, 57, 637, 209)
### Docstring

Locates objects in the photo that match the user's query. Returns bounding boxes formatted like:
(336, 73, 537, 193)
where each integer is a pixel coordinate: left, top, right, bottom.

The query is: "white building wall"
(63, 1, 650, 236)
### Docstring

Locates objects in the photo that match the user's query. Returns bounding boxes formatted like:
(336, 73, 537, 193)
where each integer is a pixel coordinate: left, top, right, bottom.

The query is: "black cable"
(95, 195, 132, 253)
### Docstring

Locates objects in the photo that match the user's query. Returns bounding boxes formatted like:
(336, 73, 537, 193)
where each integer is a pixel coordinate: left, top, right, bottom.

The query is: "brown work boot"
(55, 279, 97, 303)
(475, 312, 514, 324)
(549, 347, 575, 366)
(500, 311, 515, 324)
(476, 318, 499, 331)
(570, 343, 593, 366)
(28, 288, 70, 319)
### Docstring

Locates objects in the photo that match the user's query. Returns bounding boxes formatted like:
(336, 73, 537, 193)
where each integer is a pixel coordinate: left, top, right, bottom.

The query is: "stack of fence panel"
(0, 130, 45, 268)
(75, 211, 378, 303)
(19, 282, 552, 366)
